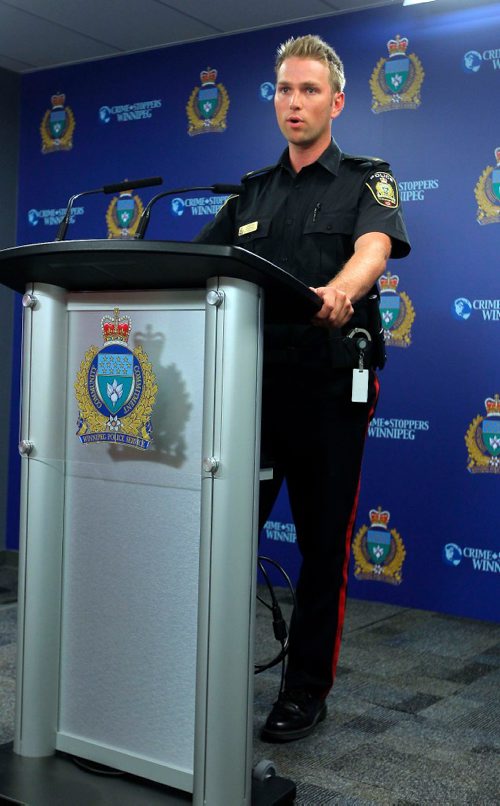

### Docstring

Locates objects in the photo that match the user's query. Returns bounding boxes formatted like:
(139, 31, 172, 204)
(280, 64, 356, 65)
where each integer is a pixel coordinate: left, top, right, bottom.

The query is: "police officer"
(195, 34, 411, 742)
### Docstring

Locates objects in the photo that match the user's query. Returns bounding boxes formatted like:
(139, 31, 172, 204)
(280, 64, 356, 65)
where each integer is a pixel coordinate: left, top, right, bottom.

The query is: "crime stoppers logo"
(186, 67, 229, 135)
(40, 93, 75, 153)
(353, 506, 406, 585)
(28, 206, 84, 228)
(170, 194, 228, 218)
(475, 147, 500, 225)
(452, 296, 500, 322)
(99, 99, 162, 124)
(370, 35, 424, 113)
(106, 189, 144, 239)
(465, 394, 500, 474)
(443, 543, 499, 574)
(378, 272, 415, 347)
(75, 308, 157, 451)
(262, 520, 297, 544)
(463, 47, 500, 74)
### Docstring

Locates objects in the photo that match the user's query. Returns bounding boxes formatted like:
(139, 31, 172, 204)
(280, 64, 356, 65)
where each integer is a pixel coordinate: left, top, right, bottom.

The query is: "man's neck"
(288, 137, 331, 173)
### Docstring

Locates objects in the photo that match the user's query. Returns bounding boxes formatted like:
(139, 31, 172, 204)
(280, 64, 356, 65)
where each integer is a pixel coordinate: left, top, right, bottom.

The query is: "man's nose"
(289, 91, 301, 108)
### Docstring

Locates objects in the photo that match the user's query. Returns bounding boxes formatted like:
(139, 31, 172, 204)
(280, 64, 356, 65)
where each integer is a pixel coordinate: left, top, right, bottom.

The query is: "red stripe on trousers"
(329, 373, 381, 685)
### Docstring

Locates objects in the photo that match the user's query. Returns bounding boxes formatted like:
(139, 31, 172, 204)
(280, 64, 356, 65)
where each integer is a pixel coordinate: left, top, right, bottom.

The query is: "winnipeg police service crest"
(465, 394, 500, 474)
(106, 189, 144, 238)
(378, 271, 415, 348)
(353, 507, 406, 585)
(475, 147, 500, 225)
(186, 67, 229, 135)
(366, 171, 399, 208)
(75, 308, 157, 451)
(40, 93, 75, 153)
(370, 35, 424, 113)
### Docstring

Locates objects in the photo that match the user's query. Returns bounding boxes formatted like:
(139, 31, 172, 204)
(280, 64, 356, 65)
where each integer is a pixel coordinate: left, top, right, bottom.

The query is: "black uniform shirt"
(195, 139, 411, 368)
(196, 139, 410, 284)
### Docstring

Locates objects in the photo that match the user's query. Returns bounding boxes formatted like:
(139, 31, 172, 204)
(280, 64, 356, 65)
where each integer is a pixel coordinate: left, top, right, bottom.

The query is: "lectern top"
(0, 239, 320, 324)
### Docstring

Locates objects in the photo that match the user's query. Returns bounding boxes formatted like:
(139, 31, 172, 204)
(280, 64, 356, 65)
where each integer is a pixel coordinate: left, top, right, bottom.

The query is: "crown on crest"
(485, 394, 500, 417)
(369, 506, 390, 528)
(379, 272, 399, 292)
(387, 35, 409, 58)
(200, 67, 218, 85)
(51, 93, 66, 109)
(495, 147, 500, 166)
(101, 308, 131, 344)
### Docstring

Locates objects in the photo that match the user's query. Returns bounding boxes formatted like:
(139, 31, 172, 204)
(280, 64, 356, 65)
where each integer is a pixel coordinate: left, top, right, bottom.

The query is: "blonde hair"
(275, 34, 345, 93)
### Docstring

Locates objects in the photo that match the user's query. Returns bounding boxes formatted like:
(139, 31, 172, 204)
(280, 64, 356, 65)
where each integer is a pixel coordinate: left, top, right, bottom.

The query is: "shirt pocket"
(303, 210, 356, 237)
(301, 211, 355, 285)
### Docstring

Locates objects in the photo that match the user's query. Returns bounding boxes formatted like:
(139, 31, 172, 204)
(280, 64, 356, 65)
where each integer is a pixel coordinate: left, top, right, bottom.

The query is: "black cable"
(254, 556, 296, 678)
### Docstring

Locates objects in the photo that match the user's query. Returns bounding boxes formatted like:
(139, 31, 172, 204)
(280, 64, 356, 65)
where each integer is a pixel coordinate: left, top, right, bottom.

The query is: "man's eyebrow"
(276, 80, 322, 88)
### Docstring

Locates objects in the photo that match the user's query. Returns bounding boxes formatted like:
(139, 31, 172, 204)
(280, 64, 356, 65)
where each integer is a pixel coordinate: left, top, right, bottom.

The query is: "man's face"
(274, 57, 344, 149)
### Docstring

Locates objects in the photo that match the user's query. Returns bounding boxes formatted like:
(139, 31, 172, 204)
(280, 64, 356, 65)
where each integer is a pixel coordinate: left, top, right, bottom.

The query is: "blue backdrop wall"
(13, 2, 500, 622)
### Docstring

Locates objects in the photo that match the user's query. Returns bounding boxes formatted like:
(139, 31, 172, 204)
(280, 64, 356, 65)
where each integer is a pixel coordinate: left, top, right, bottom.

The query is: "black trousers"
(259, 358, 379, 697)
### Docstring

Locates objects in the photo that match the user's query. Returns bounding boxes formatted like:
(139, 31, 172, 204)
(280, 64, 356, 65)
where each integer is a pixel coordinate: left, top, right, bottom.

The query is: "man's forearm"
(327, 231, 392, 303)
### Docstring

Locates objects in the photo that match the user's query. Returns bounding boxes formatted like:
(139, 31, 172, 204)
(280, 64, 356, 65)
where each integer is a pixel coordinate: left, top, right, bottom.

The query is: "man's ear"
(331, 91, 345, 120)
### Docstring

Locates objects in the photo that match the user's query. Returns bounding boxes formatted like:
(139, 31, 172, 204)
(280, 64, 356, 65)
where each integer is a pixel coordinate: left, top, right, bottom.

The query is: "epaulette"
(241, 164, 276, 182)
(341, 153, 386, 167)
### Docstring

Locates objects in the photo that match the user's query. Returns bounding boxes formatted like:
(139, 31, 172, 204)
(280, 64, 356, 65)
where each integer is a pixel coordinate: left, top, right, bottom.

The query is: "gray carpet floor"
(1, 563, 499, 804)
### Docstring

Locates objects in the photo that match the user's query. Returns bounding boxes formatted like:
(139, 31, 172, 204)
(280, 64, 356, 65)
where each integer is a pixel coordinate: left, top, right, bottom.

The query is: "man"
(195, 34, 410, 742)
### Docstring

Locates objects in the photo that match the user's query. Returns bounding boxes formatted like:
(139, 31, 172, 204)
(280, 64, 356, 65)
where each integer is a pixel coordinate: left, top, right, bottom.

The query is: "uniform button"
(281, 257, 288, 263)
(326, 225, 332, 230)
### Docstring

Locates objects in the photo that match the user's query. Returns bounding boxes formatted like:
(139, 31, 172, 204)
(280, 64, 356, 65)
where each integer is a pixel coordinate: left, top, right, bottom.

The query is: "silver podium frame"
(0, 240, 319, 806)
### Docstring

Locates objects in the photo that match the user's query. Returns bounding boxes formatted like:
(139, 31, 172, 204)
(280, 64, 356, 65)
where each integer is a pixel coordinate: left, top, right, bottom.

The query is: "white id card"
(352, 369, 369, 403)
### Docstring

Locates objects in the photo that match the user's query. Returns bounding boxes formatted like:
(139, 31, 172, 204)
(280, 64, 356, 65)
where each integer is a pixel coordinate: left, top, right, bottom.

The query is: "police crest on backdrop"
(75, 309, 157, 451)
(475, 147, 500, 225)
(378, 271, 415, 348)
(40, 93, 75, 153)
(186, 67, 230, 135)
(106, 189, 144, 239)
(465, 394, 500, 474)
(370, 35, 424, 113)
(353, 507, 406, 585)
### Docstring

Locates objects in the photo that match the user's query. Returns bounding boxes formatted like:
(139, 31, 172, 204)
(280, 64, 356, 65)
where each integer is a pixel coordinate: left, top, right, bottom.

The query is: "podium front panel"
(57, 291, 205, 788)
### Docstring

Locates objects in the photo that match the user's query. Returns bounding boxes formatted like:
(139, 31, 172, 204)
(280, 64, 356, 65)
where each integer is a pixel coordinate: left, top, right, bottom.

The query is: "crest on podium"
(75, 308, 157, 450)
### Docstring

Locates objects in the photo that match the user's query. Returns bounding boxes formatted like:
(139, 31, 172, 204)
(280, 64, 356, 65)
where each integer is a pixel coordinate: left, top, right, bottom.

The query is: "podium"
(0, 241, 319, 805)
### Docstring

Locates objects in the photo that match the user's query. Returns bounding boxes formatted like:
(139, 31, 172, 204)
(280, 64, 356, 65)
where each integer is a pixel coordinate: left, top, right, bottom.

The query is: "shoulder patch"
(365, 171, 399, 209)
(241, 164, 276, 182)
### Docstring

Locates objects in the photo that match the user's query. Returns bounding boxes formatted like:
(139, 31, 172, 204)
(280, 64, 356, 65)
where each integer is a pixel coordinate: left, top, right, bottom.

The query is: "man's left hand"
(310, 285, 354, 328)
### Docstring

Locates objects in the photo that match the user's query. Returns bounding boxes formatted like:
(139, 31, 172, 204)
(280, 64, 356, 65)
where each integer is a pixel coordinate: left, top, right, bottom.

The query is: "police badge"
(353, 507, 406, 585)
(465, 394, 500, 474)
(475, 147, 500, 225)
(40, 93, 75, 153)
(370, 35, 424, 114)
(75, 308, 157, 450)
(106, 189, 144, 239)
(186, 67, 230, 135)
(378, 272, 415, 348)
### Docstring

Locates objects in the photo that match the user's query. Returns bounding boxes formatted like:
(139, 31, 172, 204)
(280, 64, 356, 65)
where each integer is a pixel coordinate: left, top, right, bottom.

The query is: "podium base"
(252, 775, 296, 805)
(0, 744, 296, 805)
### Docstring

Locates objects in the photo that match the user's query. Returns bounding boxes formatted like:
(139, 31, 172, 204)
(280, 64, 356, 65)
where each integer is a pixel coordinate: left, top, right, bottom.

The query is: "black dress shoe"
(260, 689, 327, 743)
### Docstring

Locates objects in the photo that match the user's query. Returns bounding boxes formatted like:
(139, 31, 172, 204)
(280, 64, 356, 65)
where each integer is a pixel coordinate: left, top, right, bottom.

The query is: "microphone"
(55, 176, 163, 242)
(134, 183, 244, 240)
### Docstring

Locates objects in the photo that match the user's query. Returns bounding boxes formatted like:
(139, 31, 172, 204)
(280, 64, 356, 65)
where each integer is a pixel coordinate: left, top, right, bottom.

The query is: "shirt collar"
(278, 138, 342, 177)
